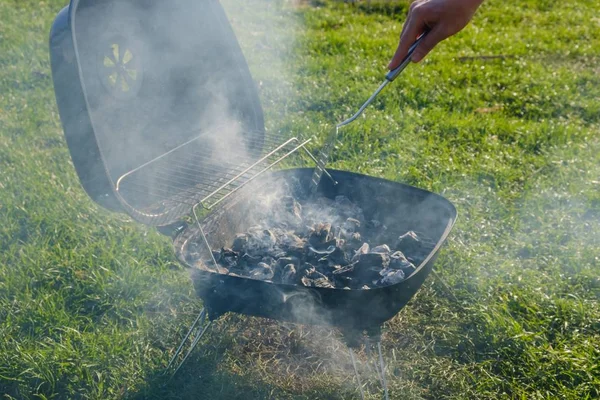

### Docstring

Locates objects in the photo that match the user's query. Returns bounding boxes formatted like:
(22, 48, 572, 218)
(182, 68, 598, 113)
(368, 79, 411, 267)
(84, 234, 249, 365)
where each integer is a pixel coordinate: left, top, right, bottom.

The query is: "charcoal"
(205, 193, 429, 290)
(298, 262, 316, 276)
(301, 276, 334, 289)
(220, 248, 239, 268)
(351, 243, 370, 262)
(308, 244, 336, 259)
(281, 264, 296, 284)
(344, 232, 363, 251)
(241, 253, 262, 266)
(395, 231, 422, 255)
(343, 218, 361, 233)
(371, 244, 391, 254)
(261, 256, 276, 267)
(246, 228, 277, 255)
(325, 246, 348, 265)
(232, 234, 248, 252)
(357, 252, 389, 269)
(378, 268, 406, 286)
(352, 267, 384, 282)
(277, 257, 297, 268)
(249, 262, 274, 281)
(332, 265, 355, 277)
(306, 268, 328, 281)
(332, 273, 353, 288)
(389, 251, 414, 270)
(308, 222, 332, 247)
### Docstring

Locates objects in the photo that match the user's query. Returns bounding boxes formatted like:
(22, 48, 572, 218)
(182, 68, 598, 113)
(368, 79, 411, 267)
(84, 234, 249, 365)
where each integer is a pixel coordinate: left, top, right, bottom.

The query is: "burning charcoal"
(281, 264, 296, 284)
(371, 244, 391, 254)
(378, 268, 406, 286)
(395, 231, 422, 255)
(232, 234, 248, 252)
(351, 243, 370, 262)
(248, 262, 274, 281)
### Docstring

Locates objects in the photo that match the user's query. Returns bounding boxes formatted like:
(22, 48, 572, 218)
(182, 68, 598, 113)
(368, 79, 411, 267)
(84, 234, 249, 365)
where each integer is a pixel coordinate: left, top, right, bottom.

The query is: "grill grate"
(114, 127, 321, 226)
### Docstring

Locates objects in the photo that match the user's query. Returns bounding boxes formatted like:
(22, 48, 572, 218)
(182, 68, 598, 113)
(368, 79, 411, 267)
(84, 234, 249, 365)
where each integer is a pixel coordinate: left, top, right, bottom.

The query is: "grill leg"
(349, 347, 366, 400)
(376, 341, 390, 400)
(165, 307, 212, 377)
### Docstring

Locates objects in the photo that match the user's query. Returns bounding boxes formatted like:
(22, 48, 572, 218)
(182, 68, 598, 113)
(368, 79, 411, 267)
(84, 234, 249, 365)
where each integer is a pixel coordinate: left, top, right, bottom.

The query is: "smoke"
(65, 0, 393, 391)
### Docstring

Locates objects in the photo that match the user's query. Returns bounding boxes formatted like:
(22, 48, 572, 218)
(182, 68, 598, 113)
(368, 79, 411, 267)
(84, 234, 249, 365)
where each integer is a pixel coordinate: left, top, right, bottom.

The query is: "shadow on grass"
(129, 322, 356, 400)
(129, 348, 281, 400)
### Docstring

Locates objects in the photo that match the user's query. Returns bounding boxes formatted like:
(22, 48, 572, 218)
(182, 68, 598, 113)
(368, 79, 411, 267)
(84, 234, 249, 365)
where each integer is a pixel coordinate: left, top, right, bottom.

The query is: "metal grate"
(114, 127, 320, 226)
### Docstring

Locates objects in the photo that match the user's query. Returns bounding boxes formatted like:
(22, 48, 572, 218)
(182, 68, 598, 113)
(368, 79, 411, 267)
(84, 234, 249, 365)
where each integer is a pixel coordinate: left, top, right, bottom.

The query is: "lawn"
(1, 0, 599, 399)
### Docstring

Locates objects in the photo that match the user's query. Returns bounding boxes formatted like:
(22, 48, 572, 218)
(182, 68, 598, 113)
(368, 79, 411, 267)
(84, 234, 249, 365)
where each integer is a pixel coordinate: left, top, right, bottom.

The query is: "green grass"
(1, 0, 599, 398)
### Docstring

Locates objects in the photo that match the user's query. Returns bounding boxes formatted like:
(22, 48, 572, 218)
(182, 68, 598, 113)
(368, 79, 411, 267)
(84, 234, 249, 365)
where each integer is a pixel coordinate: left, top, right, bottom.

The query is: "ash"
(190, 181, 432, 290)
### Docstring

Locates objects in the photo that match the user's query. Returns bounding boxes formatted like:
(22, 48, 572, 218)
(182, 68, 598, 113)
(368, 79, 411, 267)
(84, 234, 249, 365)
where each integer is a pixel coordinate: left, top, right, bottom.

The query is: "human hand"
(389, 0, 484, 68)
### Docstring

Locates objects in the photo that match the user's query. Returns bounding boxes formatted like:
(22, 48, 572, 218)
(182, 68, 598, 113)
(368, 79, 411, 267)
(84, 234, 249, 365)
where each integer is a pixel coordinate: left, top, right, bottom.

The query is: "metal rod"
(377, 341, 390, 400)
(172, 320, 212, 377)
(300, 146, 337, 185)
(199, 137, 300, 207)
(339, 80, 390, 129)
(202, 139, 313, 209)
(192, 206, 219, 271)
(349, 348, 366, 400)
(166, 308, 206, 371)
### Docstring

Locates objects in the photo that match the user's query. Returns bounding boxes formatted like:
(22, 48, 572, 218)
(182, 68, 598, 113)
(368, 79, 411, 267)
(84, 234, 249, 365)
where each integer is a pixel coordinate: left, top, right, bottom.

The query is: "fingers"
(388, 13, 418, 69)
(388, 1, 426, 69)
(411, 24, 446, 62)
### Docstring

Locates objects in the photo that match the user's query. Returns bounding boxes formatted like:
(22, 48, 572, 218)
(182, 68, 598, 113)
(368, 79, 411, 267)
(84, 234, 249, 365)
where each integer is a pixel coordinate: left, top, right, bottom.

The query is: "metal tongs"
(311, 31, 429, 190)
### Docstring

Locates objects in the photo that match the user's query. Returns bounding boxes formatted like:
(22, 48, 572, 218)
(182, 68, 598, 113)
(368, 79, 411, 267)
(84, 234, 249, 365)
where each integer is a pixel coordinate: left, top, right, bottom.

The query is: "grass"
(1, 0, 599, 398)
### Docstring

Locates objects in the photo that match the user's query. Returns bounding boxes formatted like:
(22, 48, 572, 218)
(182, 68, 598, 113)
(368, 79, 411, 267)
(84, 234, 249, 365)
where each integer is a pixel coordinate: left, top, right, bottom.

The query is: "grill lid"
(51, 0, 298, 225)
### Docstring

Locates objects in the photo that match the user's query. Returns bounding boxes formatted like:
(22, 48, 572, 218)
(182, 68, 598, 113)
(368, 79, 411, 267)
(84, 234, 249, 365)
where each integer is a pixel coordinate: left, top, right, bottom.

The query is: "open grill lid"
(50, 0, 273, 225)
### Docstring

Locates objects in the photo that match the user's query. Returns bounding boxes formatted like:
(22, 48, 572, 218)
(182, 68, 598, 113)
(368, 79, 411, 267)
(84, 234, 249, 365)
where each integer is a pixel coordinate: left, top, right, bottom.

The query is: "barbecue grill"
(50, 0, 457, 397)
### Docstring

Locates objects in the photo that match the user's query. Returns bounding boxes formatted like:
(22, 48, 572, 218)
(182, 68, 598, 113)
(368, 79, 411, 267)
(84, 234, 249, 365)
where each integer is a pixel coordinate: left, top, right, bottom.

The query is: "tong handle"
(385, 29, 430, 82)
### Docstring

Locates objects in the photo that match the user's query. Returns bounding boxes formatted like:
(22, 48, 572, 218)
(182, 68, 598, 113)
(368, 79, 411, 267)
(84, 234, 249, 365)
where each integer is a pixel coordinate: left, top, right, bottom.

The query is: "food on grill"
(190, 189, 432, 290)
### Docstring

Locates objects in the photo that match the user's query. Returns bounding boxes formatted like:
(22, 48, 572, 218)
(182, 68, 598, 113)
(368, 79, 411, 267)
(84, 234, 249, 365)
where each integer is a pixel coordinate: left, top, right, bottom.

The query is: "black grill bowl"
(174, 168, 456, 333)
